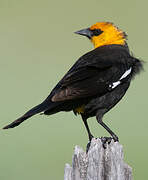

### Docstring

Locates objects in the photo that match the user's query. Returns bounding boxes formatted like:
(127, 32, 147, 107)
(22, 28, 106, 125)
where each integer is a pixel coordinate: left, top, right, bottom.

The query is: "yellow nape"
(74, 105, 85, 114)
(90, 22, 126, 48)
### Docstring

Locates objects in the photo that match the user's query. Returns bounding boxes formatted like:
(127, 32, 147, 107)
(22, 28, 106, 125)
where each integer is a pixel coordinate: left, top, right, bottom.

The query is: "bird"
(3, 22, 143, 143)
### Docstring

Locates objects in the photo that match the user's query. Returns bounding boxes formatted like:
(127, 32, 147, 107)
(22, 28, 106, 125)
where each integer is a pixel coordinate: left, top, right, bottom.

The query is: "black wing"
(51, 45, 131, 102)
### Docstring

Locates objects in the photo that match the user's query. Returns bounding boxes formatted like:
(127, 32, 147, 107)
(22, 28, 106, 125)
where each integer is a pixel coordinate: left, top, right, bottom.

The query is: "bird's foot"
(100, 136, 119, 148)
(100, 137, 113, 149)
(86, 135, 119, 152)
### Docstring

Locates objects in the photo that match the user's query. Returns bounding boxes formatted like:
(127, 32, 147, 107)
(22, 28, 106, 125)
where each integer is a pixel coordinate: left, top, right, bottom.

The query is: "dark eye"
(91, 29, 103, 36)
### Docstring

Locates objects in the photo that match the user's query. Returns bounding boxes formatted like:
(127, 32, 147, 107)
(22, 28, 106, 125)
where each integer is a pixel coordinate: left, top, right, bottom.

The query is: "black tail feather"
(3, 114, 32, 129)
(3, 101, 55, 129)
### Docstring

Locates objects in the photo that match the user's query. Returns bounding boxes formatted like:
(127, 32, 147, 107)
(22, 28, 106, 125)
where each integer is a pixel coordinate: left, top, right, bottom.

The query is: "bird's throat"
(92, 38, 125, 49)
(91, 36, 126, 49)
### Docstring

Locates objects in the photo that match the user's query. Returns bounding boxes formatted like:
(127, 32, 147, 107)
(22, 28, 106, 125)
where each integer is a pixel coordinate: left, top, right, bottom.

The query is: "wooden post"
(64, 138, 132, 180)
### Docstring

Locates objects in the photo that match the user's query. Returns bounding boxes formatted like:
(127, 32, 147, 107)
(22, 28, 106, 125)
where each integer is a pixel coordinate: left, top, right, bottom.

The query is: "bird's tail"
(3, 100, 56, 129)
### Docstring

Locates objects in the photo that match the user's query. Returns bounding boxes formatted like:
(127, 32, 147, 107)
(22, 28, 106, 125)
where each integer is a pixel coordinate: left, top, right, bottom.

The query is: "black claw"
(100, 137, 113, 149)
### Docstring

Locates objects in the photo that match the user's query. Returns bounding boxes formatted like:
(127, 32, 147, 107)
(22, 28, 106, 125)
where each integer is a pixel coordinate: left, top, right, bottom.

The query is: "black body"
(3, 44, 143, 141)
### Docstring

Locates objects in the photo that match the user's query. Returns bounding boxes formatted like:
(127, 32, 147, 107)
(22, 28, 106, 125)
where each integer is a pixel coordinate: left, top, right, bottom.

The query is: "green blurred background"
(0, 0, 147, 179)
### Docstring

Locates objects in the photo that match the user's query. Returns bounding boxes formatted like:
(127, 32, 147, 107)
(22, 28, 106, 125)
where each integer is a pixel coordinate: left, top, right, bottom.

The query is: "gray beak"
(74, 28, 93, 39)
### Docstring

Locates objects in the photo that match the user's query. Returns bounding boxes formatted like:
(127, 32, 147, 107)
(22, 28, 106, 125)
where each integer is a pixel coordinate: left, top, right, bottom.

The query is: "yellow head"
(75, 22, 127, 48)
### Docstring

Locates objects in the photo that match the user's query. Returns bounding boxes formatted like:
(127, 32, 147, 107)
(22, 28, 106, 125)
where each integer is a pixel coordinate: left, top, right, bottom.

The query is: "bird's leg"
(81, 115, 94, 141)
(96, 112, 119, 142)
(81, 115, 94, 152)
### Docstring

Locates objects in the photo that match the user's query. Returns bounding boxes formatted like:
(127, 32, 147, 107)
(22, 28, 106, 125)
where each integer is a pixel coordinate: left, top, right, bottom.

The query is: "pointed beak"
(74, 28, 93, 39)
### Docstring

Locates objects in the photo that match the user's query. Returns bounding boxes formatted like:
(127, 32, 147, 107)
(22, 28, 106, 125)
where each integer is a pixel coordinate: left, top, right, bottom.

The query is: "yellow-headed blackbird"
(3, 22, 143, 142)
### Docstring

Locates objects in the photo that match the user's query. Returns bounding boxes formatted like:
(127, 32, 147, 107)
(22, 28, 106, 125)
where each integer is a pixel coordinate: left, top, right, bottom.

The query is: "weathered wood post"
(64, 138, 132, 180)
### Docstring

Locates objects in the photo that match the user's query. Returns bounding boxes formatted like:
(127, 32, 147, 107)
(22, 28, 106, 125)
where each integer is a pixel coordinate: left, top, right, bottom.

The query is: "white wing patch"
(109, 68, 132, 89)
(111, 81, 121, 88)
(119, 68, 132, 80)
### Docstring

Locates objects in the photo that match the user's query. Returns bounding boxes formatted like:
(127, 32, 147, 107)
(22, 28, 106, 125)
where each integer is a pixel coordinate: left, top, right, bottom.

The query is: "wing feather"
(50, 46, 131, 102)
